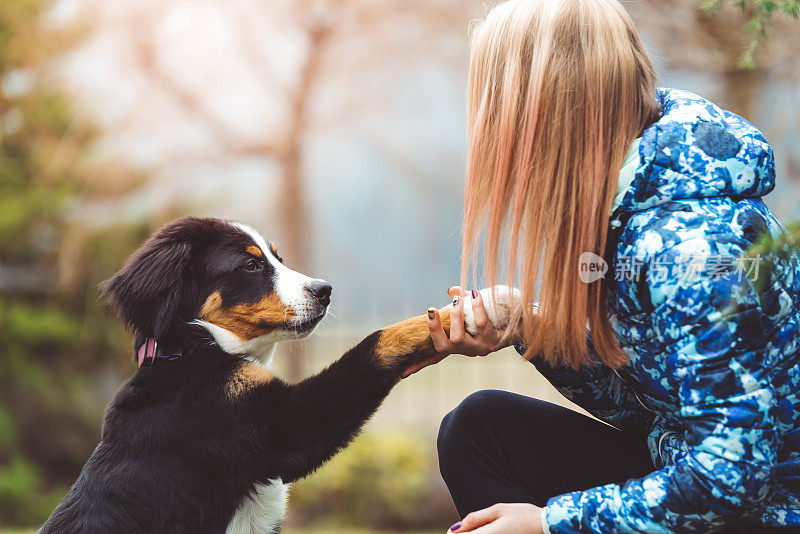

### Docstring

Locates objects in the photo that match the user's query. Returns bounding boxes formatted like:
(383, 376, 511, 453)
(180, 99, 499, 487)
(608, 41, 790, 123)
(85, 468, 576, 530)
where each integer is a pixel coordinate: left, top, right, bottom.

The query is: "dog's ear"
(101, 224, 197, 339)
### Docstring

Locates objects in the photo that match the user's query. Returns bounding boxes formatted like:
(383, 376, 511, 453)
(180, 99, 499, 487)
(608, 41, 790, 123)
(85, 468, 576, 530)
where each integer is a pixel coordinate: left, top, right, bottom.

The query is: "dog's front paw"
(461, 285, 520, 335)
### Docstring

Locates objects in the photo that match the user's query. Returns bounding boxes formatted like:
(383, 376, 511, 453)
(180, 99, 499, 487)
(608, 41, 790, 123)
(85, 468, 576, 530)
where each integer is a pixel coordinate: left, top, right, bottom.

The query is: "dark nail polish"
(427, 309, 435, 320)
(471, 289, 478, 299)
(452, 296, 459, 307)
(450, 522, 462, 532)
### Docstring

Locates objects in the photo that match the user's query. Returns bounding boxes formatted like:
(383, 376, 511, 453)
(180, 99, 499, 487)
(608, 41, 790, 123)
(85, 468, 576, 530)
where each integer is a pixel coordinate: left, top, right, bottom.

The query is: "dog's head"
(103, 217, 330, 357)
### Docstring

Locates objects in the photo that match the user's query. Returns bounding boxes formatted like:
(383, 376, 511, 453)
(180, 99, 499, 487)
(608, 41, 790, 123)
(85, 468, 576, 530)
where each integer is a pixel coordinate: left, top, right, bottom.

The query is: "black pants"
(437, 389, 653, 517)
(437, 389, 788, 533)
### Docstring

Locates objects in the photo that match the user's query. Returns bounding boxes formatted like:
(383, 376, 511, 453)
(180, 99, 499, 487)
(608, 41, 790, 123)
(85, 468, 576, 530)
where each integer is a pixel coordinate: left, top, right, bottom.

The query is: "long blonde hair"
(462, 0, 660, 369)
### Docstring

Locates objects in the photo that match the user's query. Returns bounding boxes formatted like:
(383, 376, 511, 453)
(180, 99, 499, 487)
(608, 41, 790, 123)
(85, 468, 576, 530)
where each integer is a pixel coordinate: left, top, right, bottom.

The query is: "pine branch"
(701, 0, 800, 68)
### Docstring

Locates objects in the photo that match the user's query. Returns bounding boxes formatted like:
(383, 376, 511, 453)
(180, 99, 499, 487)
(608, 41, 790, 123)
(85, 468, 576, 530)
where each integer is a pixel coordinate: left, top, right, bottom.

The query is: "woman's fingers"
(474, 291, 503, 350)
(470, 289, 490, 330)
(448, 285, 463, 300)
(454, 524, 502, 534)
(428, 307, 452, 353)
(403, 307, 453, 378)
(425, 286, 502, 358)
(470, 289, 500, 341)
(449, 288, 467, 344)
(448, 503, 543, 534)
(450, 504, 502, 532)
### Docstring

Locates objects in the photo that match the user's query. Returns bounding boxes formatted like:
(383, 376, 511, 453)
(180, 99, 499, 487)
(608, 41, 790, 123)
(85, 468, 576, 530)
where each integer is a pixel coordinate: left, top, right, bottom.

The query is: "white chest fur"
(226, 479, 288, 534)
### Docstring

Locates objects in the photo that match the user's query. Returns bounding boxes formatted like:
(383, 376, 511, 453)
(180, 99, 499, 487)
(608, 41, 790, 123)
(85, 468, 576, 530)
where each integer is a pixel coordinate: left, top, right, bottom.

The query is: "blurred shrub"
(288, 431, 457, 531)
(0, 456, 65, 526)
(0, 0, 148, 527)
(748, 221, 800, 295)
(702, 0, 800, 67)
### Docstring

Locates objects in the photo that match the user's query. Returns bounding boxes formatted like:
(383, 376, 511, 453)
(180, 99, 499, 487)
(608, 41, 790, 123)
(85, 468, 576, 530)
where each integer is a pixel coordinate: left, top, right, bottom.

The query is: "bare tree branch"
(128, 15, 283, 158)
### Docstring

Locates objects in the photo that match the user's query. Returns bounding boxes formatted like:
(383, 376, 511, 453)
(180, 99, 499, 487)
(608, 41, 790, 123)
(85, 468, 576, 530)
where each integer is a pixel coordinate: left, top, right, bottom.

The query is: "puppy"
(40, 217, 514, 534)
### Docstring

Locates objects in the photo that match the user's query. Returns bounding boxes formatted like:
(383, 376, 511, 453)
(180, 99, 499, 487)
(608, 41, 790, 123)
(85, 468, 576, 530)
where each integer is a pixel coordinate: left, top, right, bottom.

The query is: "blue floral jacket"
(525, 89, 800, 533)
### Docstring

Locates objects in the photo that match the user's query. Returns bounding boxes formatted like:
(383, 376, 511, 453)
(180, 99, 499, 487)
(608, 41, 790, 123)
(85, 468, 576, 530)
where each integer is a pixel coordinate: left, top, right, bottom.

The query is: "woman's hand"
(448, 503, 544, 534)
(402, 286, 510, 378)
(433, 286, 507, 356)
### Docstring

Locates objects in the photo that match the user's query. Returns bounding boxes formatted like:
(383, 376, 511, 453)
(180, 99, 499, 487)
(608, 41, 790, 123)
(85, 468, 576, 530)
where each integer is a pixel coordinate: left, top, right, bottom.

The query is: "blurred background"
(0, 0, 798, 531)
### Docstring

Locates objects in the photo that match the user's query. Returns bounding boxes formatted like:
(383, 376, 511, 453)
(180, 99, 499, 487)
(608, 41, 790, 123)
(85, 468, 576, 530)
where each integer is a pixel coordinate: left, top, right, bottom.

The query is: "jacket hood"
(613, 88, 775, 217)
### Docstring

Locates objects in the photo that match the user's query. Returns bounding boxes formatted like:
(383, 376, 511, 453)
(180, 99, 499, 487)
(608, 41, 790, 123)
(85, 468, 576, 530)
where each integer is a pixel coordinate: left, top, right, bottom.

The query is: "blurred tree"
(631, 3, 800, 286)
(102, 0, 478, 381)
(629, 0, 800, 120)
(0, 0, 146, 526)
(123, 0, 334, 381)
(698, 0, 800, 244)
(702, 0, 800, 68)
(128, 0, 331, 276)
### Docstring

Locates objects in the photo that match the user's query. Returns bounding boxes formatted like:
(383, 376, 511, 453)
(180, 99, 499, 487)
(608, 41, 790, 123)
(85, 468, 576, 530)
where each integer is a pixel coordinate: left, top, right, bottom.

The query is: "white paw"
(459, 285, 520, 335)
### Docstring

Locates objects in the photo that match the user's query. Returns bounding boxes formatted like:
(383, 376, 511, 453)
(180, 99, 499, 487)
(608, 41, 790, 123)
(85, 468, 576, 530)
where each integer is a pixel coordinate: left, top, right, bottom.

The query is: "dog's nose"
(305, 281, 332, 306)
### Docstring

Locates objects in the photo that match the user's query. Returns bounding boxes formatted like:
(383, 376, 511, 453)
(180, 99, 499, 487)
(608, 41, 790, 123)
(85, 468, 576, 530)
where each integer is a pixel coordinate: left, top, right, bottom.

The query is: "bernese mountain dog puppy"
(40, 216, 514, 534)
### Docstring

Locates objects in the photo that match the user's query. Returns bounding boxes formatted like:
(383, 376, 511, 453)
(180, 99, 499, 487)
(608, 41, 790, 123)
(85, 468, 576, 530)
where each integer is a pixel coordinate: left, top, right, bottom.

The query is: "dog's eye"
(242, 259, 262, 272)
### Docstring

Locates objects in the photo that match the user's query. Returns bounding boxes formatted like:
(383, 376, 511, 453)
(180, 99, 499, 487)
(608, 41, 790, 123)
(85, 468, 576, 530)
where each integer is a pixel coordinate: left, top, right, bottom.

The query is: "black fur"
(41, 217, 422, 534)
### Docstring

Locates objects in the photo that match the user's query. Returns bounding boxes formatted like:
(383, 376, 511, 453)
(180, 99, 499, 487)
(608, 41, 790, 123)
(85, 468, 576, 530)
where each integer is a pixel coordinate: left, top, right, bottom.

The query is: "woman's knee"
(442, 389, 507, 431)
(438, 390, 556, 465)
(437, 390, 509, 469)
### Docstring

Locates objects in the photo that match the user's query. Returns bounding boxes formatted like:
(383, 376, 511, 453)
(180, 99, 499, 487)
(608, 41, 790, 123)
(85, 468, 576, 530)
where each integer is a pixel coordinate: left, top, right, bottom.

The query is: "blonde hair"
(462, 0, 660, 369)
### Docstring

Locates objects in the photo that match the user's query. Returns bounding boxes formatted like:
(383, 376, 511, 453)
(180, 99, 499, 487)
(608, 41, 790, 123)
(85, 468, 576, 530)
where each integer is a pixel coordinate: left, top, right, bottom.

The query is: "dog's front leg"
(254, 307, 453, 483)
(246, 287, 517, 483)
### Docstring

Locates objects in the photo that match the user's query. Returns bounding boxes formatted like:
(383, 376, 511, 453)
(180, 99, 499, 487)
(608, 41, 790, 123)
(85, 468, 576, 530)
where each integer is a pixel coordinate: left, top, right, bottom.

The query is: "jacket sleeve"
(516, 340, 652, 433)
(544, 240, 779, 533)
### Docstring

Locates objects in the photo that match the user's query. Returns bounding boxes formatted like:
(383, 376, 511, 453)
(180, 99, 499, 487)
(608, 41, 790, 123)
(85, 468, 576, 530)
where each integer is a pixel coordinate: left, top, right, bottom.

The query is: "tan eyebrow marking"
(269, 243, 278, 256)
(246, 245, 263, 257)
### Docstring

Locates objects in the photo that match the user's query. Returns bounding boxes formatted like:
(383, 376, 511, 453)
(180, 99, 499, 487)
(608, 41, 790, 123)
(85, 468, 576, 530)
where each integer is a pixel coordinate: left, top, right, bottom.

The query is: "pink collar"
(137, 338, 158, 367)
(136, 338, 183, 367)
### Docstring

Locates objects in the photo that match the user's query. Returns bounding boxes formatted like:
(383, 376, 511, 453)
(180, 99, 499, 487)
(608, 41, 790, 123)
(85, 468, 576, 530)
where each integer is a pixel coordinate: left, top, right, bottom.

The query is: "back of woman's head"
(463, 0, 660, 368)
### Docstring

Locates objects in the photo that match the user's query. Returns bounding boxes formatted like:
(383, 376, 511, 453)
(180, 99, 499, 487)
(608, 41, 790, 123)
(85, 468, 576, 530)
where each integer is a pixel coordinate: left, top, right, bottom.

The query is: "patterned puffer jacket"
(526, 88, 800, 533)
